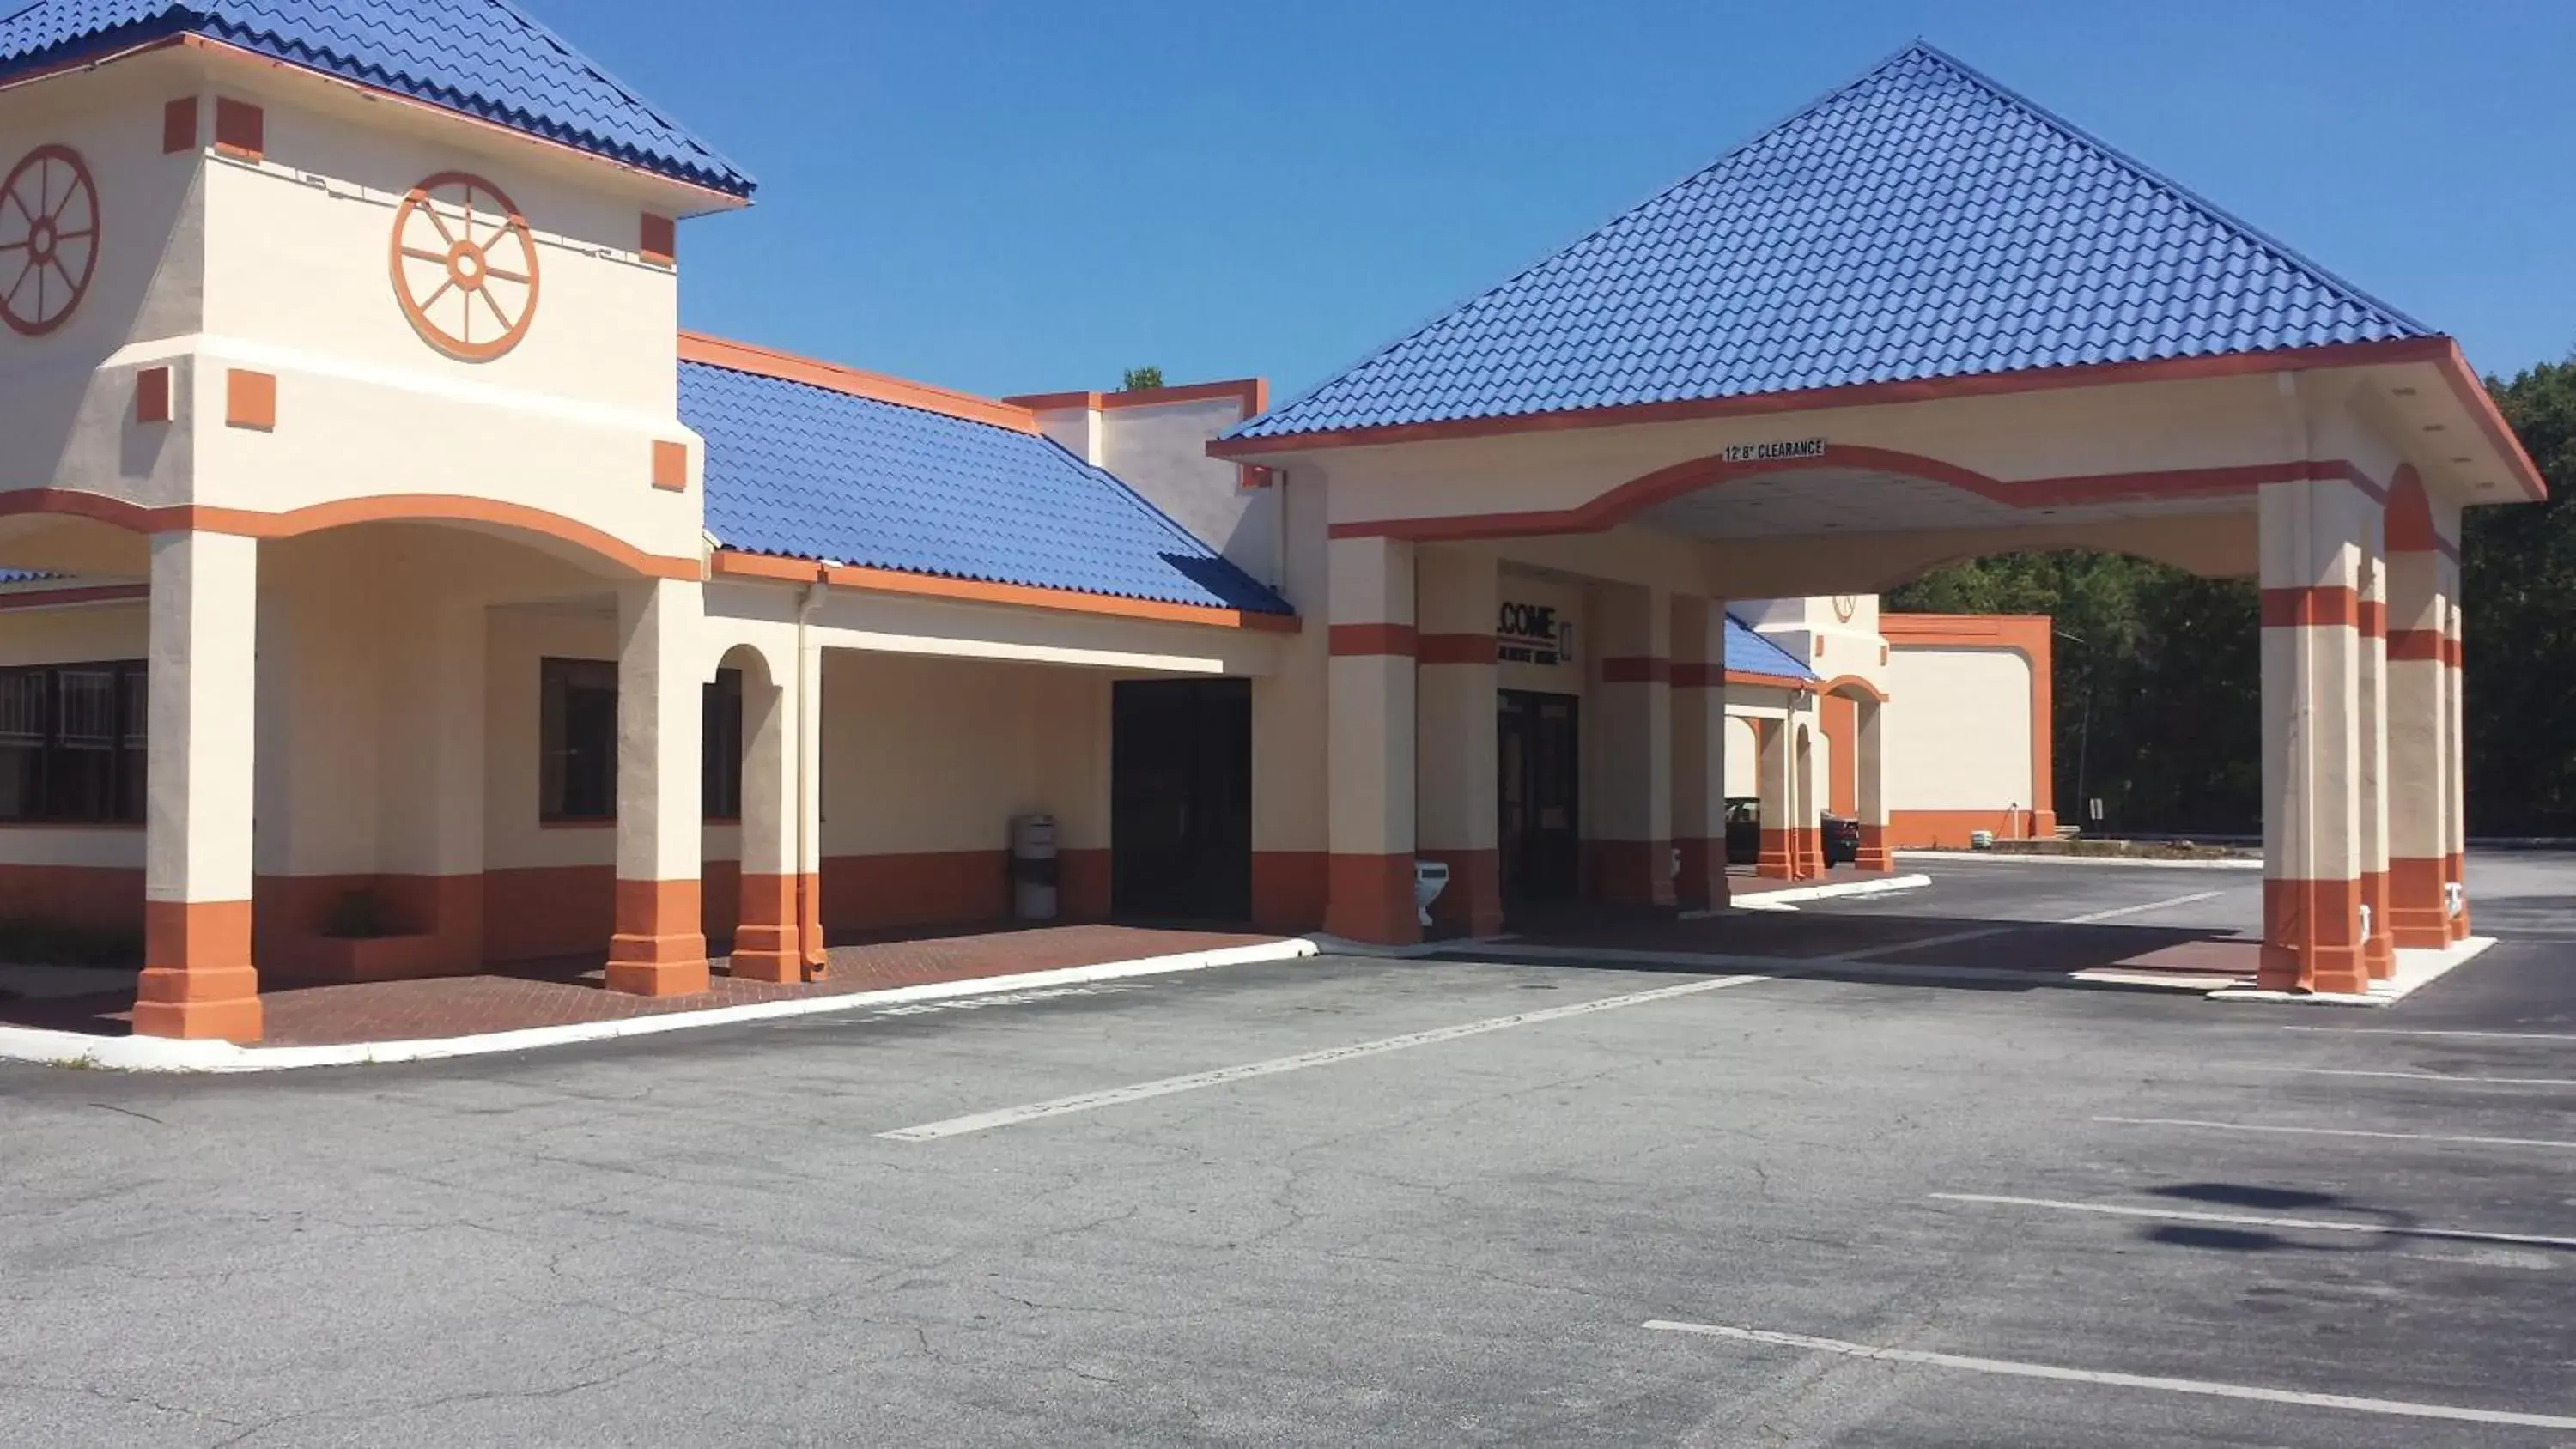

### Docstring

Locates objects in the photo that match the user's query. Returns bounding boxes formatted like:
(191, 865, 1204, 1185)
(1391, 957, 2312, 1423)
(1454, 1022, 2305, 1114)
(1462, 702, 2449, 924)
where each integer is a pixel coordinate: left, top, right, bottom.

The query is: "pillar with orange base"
(2355, 543, 2394, 980)
(1325, 536, 1420, 945)
(2443, 598, 2470, 941)
(2255, 472, 2373, 994)
(132, 531, 264, 1041)
(1793, 718, 1822, 878)
(728, 648, 801, 983)
(1591, 581, 1673, 906)
(1669, 598, 1730, 912)
(606, 578, 709, 996)
(1853, 694, 1893, 871)
(2385, 470, 2458, 950)
(1753, 715, 1795, 879)
(1413, 545, 1502, 937)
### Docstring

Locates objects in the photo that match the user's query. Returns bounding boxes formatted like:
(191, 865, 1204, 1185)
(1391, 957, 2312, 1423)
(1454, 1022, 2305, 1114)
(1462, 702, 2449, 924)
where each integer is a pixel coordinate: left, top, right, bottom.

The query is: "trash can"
(1010, 814, 1058, 921)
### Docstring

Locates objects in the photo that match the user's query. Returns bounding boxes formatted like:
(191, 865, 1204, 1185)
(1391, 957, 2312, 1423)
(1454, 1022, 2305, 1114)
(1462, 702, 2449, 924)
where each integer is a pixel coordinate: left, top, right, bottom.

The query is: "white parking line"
(1643, 1320, 2576, 1431)
(1838, 892, 2223, 962)
(2281, 1026, 2576, 1042)
(1929, 1192, 2576, 1251)
(2243, 1065, 2576, 1088)
(2095, 1115, 2576, 1151)
(880, 972, 1771, 1141)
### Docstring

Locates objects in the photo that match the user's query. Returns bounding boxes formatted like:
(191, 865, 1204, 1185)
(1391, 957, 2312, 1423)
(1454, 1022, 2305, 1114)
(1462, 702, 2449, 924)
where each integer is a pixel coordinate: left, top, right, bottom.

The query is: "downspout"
(796, 567, 832, 980)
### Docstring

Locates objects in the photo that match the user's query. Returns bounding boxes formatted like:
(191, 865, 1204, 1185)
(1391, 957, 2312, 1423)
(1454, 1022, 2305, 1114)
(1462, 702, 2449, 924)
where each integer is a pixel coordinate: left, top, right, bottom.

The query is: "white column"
(2256, 475, 2374, 993)
(606, 577, 708, 995)
(1590, 581, 1673, 906)
(1414, 546, 1500, 936)
(135, 531, 264, 1040)
(1670, 598, 1729, 910)
(2357, 532, 2393, 979)
(728, 647, 801, 983)
(1327, 536, 1418, 943)
(2385, 474, 2454, 949)
(1754, 712, 1795, 879)
(1855, 694, 1891, 871)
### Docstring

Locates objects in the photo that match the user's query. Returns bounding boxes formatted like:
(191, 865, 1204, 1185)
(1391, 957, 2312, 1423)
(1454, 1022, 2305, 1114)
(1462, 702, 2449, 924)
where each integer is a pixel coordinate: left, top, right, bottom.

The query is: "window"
(538, 658, 744, 823)
(539, 658, 617, 822)
(0, 661, 148, 824)
(703, 668, 742, 821)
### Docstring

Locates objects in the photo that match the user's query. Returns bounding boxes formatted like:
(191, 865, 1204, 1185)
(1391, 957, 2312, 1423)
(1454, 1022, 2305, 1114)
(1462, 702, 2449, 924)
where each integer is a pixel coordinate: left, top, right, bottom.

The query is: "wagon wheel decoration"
(388, 171, 540, 361)
(0, 145, 100, 338)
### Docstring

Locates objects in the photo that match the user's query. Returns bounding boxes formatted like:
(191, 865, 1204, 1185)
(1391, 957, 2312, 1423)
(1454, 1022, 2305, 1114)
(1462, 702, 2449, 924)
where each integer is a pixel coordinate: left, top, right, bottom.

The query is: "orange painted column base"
(1325, 852, 1419, 946)
(1591, 838, 1676, 908)
(132, 899, 263, 1041)
(605, 878, 710, 996)
(2359, 870, 2394, 980)
(1800, 829, 1826, 877)
(2385, 856, 2450, 949)
(1753, 828, 1796, 880)
(1419, 848, 1503, 937)
(1854, 824, 1893, 874)
(1674, 837, 1730, 912)
(730, 872, 800, 984)
(2257, 876, 2368, 995)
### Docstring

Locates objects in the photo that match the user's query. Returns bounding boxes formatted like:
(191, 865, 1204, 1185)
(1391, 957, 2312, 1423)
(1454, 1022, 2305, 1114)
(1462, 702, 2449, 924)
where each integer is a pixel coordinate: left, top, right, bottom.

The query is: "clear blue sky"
(547, 0, 2575, 403)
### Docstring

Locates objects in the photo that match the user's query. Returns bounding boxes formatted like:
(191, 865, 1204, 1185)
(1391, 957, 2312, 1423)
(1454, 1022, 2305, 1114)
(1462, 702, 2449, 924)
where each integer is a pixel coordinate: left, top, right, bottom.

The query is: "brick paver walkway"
(0, 923, 1284, 1047)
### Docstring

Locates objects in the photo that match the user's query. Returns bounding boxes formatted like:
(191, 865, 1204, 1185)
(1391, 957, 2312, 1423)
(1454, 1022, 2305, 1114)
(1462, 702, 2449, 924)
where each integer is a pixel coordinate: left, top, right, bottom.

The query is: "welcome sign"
(1498, 601, 1576, 667)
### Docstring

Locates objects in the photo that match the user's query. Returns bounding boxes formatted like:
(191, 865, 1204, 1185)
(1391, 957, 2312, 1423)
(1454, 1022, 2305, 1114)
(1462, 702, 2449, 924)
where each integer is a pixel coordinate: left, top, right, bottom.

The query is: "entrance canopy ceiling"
(1631, 464, 2251, 540)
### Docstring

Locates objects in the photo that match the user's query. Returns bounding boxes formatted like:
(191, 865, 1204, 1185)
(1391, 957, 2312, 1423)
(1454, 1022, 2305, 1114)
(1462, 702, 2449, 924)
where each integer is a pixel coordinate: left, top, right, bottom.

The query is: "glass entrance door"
(1498, 690, 1579, 904)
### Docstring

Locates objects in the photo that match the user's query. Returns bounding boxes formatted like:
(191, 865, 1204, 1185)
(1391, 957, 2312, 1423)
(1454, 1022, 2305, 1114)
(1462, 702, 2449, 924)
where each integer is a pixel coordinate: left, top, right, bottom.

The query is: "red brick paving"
(0, 922, 1285, 1047)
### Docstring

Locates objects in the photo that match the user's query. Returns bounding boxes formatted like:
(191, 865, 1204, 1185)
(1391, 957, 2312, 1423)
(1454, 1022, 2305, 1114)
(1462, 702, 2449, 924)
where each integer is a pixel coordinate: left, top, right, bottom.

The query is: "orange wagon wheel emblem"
(0, 144, 100, 338)
(389, 171, 539, 361)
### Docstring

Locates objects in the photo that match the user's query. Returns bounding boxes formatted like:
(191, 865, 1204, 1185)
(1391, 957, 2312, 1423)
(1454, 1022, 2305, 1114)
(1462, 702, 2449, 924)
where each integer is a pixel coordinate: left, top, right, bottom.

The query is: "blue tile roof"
(1724, 615, 1817, 682)
(680, 360, 1293, 616)
(0, 1, 750, 197)
(1235, 42, 2426, 442)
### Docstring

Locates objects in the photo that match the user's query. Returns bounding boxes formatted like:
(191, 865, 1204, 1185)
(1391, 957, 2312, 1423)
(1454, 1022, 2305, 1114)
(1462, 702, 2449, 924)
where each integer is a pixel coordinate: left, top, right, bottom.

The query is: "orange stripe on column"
(1329, 623, 1417, 657)
(2387, 628, 2444, 662)
(1670, 662, 1722, 688)
(1417, 632, 1496, 664)
(1601, 655, 1671, 684)
(2258, 585, 2360, 629)
(2357, 601, 2385, 640)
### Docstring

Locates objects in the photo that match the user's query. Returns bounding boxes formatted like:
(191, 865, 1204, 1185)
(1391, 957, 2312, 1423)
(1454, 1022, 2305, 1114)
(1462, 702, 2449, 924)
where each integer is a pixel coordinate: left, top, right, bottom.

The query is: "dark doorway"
(1112, 678, 1252, 921)
(1498, 689, 1580, 905)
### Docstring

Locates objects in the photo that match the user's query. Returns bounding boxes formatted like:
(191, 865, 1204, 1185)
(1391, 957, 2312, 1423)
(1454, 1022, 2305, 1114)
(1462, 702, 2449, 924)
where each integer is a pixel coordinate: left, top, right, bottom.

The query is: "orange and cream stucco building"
(0, 9, 2530, 1040)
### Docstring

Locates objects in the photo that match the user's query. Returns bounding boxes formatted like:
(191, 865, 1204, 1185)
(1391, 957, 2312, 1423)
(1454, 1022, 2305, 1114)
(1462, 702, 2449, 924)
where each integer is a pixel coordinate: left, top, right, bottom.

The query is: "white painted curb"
(2207, 937, 2496, 1008)
(1445, 943, 2222, 994)
(1898, 851, 2262, 871)
(0, 937, 1321, 1074)
(1686, 873, 1933, 914)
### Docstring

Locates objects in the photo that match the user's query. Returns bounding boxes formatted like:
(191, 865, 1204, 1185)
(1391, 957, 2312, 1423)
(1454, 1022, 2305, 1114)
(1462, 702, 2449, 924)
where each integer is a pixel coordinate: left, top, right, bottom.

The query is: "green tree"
(1121, 366, 1164, 392)
(2467, 358, 2576, 834)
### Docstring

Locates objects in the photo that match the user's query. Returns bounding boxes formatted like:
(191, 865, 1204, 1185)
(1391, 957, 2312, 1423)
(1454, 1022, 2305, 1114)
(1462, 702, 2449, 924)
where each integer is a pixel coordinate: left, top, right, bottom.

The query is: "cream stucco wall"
(817, 651, 1109, 858)
(1099, 397, 1284, 589)
(1886, 646, 2034, 813)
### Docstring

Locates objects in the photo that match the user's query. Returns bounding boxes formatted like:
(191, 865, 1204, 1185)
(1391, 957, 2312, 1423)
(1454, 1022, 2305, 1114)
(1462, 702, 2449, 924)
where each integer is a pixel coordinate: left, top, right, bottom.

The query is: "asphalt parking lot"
(2, 855, 2569, 1446)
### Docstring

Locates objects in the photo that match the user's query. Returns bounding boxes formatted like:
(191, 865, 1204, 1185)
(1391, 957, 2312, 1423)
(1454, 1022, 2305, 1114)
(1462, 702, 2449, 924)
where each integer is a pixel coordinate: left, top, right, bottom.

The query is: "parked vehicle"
(1724, 798, 1861, 868)
(1821, 814, 1861, 867)
(1724, 797, 1761, 864)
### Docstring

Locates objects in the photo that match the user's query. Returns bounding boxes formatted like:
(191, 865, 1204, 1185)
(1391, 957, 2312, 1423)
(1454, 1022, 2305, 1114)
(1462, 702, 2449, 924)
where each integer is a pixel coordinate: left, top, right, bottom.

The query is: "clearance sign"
(1720, 437, 1827, 464)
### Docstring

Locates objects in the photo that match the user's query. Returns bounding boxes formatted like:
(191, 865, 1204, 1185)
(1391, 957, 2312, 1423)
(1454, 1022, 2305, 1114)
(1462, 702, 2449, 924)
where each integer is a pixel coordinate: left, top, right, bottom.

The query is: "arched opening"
(706, 640, 805, 983)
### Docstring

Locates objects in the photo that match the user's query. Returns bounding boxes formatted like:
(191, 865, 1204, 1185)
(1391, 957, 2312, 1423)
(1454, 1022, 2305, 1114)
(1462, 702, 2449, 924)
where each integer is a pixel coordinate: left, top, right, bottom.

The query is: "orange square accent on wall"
(162, 97, 198, 154)
(135, 367, 173, 424)
(226, 370, 276, 431)
(641, 214, 677, 266)
(651, 440, 689, 491)
(212, 98, 264, 161)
